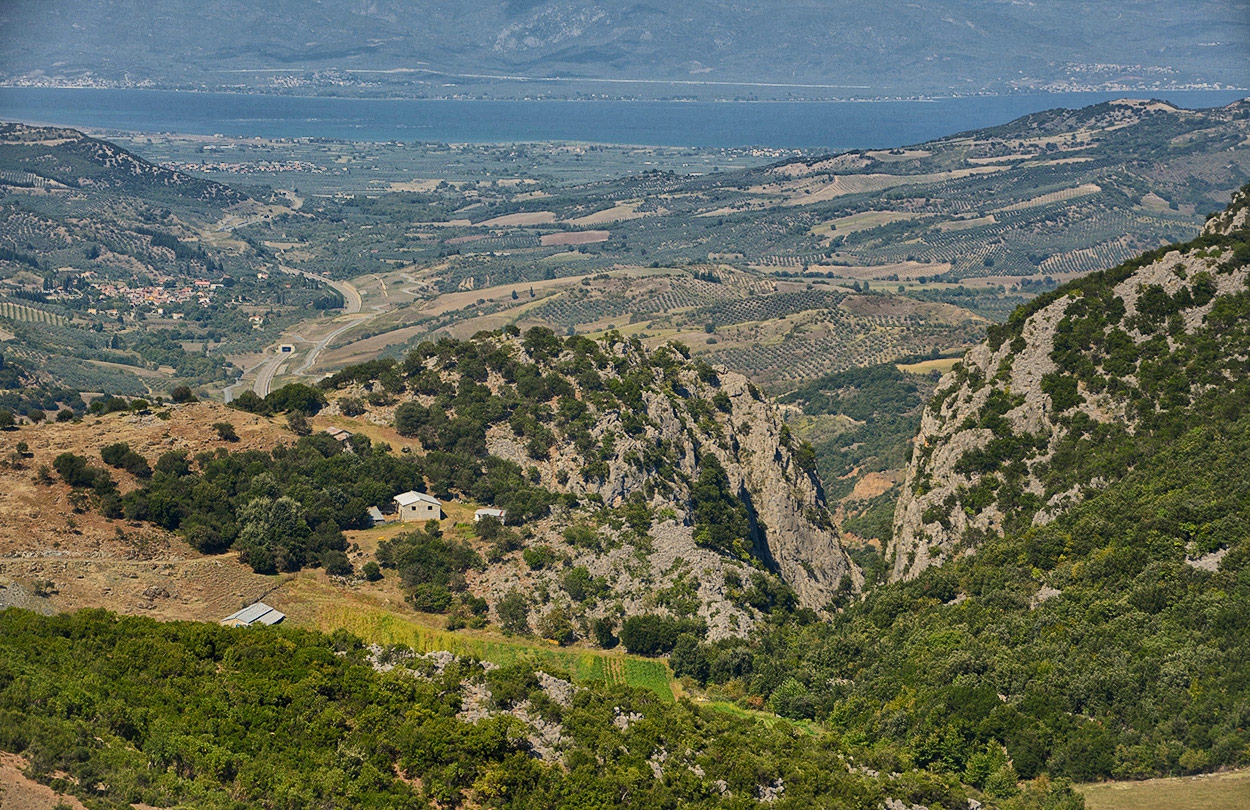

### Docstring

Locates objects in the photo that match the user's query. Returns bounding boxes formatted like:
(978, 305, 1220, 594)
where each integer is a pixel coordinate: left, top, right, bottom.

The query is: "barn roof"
(221, 602, 285, 627)
(394, 490, 440, 507)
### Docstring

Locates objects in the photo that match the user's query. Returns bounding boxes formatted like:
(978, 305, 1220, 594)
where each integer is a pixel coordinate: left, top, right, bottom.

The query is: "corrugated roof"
(394, 491, 440, 507)
(221, 601, 285, 627)
(253, 609, 285, 626)
(367, 506, 385, 522)
(475, 507, 507, 518)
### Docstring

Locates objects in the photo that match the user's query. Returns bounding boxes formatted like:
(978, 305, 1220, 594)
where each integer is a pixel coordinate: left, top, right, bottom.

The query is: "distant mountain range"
(2, 0, 1248, 99)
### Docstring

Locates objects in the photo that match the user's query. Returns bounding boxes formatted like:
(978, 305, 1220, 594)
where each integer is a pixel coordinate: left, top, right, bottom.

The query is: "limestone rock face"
(707, 372, 859, 607)
(889, 186, 1250, 581)
(483, 360, 857, 612)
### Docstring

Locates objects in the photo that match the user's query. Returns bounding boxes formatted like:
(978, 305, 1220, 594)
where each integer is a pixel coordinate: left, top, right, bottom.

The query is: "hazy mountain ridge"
(889, 183, 1250, 580)
(3, 1, 1246, 98)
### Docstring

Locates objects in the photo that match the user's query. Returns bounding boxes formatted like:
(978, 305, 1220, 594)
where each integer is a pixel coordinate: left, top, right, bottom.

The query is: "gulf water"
(0, 88, 1244, 149)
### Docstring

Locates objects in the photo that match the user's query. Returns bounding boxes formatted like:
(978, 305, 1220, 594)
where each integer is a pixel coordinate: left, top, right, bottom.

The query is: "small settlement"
(361, 490, 508, 528)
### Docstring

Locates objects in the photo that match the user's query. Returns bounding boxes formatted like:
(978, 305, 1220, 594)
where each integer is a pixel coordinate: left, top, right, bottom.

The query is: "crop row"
(707, 320, 983, 388)
(698, 290, 847, 327)
(0, 300, 69, 325)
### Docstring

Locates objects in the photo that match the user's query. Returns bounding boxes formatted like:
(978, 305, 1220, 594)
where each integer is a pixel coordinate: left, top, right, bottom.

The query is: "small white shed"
(474, 507, 507, 524)
(394, 490, 443, 522)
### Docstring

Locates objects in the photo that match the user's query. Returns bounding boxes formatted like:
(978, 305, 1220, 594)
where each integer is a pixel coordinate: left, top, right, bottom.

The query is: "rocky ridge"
(323, 329, 858, 626)
(889, 184, 1250, 580)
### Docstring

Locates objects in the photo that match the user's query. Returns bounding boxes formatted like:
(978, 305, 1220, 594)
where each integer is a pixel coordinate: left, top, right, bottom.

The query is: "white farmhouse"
(474, 507, 507, 524)
(394, 490, 443, 522)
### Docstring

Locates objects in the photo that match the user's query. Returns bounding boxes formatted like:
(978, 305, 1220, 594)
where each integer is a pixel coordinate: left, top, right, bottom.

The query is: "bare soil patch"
(0, 404, 297, 622)
(896, 357, 963, 375)
(567, 202, 651, 226)
(541, 230, 609, 246)
(475, 211, 557, 227)
(0, 753, 88, 810)
(849, 471, 896, 501)
(445, 234, 490, 245)
(1080, 769, 1250, 810)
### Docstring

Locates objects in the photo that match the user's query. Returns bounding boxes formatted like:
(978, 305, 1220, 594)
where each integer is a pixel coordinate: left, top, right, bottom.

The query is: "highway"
(294, 312, 377, 376)
(223, 270, 366, 401)
(280, 266, 362, 315)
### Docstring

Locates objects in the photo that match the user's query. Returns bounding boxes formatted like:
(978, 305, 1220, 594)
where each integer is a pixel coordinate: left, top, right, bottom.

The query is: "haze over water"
(0, 88, 1245, 148)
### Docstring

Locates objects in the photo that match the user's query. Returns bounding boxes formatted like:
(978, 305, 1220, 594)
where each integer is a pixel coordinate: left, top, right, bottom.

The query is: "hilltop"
(315, 328, 857, 619)
(2, 330, 857, 649)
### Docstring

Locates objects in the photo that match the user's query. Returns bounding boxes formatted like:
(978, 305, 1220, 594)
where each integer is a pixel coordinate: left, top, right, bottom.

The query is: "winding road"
(223, 269, 369, 401)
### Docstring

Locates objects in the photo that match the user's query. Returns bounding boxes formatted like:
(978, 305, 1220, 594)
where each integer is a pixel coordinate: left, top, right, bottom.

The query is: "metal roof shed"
(220, 602, 286, 627)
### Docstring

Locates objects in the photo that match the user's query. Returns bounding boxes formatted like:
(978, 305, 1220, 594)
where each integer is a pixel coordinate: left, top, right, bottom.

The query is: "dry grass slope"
(1080, 770, 1250, 810)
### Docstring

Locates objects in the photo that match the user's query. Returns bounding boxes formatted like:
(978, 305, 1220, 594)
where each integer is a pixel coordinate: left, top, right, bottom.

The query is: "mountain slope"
(0, 122, 244, 207)
(317, 328, 858, 621)
(889, 183, 1250, 580)
(709, 395, 1250, 784)
(659, 186, 1250, 786)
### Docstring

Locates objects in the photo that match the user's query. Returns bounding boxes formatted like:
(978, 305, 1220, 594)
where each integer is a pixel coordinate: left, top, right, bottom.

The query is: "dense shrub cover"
(109, 432, 556, 574)
(0, 610, 1090, 810)
(689, 411, 1250, 782)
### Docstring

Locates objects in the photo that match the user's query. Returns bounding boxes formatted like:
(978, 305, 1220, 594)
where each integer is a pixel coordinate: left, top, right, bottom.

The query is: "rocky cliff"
(889, 184, 1250, 580)
(322, 328, 858, 631)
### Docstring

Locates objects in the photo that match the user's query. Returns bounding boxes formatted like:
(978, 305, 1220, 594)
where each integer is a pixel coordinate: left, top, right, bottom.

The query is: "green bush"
(522, 545, 559, 570)
(619, 614, 706, 656)
(496, 589, 530, 635)
(321, 549, 354, 577)
(212, 422, 240, 442)
(537, 608, 576, 645)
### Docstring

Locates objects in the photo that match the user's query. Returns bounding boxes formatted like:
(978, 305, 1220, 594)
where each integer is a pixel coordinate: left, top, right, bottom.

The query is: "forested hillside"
(659, 184, 1250, 786)
(684, 409, 1250, 783)
(0, 609, 1086, 810)
(891, 183, 1250, 580)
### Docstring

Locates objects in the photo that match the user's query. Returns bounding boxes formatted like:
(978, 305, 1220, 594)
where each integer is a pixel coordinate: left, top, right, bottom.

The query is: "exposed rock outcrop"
(326, 329, 857, 623)
(889, 185, 1250, 580)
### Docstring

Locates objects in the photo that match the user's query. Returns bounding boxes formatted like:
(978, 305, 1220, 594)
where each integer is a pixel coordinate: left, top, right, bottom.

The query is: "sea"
(0, 88, 1245, 149)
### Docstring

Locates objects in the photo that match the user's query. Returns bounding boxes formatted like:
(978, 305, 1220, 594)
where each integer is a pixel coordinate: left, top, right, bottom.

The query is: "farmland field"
(1079, 770, 1250, 810)
(312, 601, 676, 701)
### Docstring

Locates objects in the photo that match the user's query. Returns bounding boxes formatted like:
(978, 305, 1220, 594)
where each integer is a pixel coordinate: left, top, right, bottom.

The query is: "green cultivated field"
(317, 602, 675, 701)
